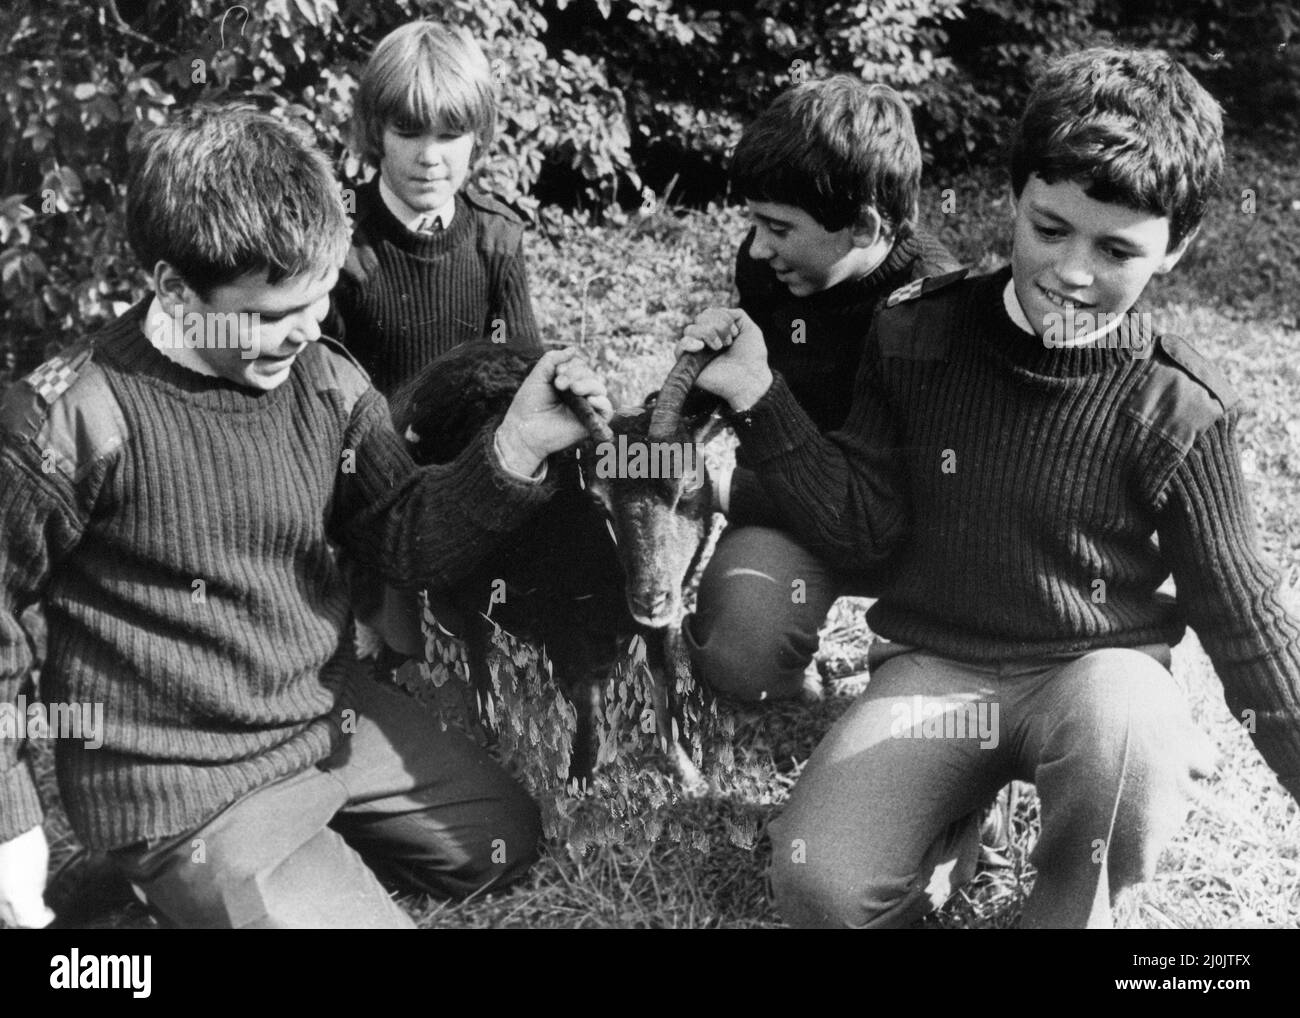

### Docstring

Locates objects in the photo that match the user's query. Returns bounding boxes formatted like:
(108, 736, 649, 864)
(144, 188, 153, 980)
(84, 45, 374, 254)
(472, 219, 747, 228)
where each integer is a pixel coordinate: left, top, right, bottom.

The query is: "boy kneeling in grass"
(680, 48, 1299, 927)
(684, 75, 960, 704)
(0, 103, 609, 929)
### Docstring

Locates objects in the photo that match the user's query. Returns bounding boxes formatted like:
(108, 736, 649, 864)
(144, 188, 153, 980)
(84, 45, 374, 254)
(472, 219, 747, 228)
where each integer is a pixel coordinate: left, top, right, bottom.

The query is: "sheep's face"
(583, 409, 717, 629)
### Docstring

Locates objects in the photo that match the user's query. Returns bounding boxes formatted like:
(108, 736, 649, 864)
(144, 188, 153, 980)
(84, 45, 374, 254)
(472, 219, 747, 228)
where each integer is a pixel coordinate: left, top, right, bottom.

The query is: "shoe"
(45, 849, 142, 927)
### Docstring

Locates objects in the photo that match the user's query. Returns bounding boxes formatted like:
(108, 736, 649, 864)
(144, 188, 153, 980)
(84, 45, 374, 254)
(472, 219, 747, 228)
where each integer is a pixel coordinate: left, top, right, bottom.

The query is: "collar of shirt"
(378, 176, 456, 233)
(143, 295, 220, 377)
(1001, 277, 1125, 347)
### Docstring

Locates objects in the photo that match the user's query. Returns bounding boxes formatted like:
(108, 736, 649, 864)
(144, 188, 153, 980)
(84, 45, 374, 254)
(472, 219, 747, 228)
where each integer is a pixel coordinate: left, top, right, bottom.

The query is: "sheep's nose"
(629, 589, 673, 625)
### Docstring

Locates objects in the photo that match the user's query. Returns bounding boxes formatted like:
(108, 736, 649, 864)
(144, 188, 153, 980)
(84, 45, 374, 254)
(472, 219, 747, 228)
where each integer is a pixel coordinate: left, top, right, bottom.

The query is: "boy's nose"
(749, 231, 775, 262)
(1055, 242, 1095, 288)
(295, 312, 323, 345)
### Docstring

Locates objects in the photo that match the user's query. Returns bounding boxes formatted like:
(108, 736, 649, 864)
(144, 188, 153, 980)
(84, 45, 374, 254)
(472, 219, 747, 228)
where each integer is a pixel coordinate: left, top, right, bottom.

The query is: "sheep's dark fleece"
(387, 342, 630, 777)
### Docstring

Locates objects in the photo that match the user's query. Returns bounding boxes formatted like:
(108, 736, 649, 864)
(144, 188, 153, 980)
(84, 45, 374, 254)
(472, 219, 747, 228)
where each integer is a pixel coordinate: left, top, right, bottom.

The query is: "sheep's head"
(573, 351, 724, 629)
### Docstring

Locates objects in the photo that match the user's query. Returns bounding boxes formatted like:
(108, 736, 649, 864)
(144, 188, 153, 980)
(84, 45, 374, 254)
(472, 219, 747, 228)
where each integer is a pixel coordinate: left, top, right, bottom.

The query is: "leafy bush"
(3, 0, 1296, 384)
(0, 0, 639, 375)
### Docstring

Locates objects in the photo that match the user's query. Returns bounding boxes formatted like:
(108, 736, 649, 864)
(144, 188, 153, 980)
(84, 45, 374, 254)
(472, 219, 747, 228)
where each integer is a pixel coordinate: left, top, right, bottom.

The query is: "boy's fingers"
(560, 373, 606, 398)
(693, 308, 734, 333)
(535, 347, 577, 380)
(681, 325, 730, 348)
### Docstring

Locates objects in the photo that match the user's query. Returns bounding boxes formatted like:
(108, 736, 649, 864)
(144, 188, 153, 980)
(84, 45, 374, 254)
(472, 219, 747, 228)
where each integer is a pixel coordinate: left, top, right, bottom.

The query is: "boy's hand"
(0, 826, 56, 929)
(675, 308, 773, 412)
(497, 348, 613, 476)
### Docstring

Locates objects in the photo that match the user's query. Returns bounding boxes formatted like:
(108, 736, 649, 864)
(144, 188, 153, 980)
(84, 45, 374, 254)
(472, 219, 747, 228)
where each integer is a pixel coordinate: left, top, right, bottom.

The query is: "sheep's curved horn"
(561, 389, 614, 444)
(648, 348, 715, 440)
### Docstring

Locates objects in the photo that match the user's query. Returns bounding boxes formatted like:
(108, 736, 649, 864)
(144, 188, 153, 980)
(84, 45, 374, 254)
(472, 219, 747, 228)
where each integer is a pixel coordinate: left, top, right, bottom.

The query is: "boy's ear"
(153, 262, 197, 312)
(849, 206, 885, 249)
(1156, 225, 1198, 275)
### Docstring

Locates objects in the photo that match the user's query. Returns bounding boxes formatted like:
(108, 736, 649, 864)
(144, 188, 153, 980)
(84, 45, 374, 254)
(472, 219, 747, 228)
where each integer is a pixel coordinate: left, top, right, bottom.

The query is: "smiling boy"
(684, 76, 960, 704)
(680, 48, 1300, 927)
(329, 21, 541, 397)
(0, 103, 609, 929)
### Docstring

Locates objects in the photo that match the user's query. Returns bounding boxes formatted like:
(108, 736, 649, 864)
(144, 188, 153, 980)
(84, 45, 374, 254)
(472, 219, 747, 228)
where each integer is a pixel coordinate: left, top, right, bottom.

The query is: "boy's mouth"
(1037, 282, 1094, 311)
(260, 347, 302, 364)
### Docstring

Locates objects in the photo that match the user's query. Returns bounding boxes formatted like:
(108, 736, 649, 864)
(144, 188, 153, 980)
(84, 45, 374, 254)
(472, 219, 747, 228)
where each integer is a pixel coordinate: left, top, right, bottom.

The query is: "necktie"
(419, 214, 443, 235)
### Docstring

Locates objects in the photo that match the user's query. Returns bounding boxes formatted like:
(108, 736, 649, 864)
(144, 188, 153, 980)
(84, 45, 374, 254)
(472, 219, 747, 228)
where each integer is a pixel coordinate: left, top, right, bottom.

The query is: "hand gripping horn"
(648, 348, 717, 441)
(561, 388, 615, 444)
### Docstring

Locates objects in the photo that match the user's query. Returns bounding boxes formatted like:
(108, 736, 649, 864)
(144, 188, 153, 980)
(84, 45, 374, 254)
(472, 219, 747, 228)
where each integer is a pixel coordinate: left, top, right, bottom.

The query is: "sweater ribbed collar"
(97, 298, 298, 414)
(978, 266, 1153, 378)
(358, 176, 474, 257)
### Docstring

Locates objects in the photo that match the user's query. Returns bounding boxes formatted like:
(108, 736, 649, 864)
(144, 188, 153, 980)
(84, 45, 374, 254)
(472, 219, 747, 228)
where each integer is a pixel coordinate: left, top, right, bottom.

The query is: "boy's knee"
(766, 813, 946, 929)
(685, 528, 836, 701)
(768, 840, 923, 929)
(684, 607, 811, 701)
(406, 788, 543, 899)
(1057, 649, 1190, 780)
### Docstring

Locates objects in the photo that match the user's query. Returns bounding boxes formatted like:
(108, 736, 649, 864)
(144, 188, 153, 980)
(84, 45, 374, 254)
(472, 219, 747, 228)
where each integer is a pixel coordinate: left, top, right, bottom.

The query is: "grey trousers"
(768, 643, 1205, 928)
(108, 672, 541, 928)
(685, 525, 854, 701)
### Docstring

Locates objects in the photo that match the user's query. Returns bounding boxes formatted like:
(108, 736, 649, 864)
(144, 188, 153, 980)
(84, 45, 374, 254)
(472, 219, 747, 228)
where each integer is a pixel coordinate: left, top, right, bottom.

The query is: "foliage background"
(2, 0, 1298, 380)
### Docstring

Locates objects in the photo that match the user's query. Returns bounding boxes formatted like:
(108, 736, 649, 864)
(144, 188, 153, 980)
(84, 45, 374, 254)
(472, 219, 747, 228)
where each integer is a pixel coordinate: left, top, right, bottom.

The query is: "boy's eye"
(1032, 223, 1065, 240)
(1104, 246, 1138, 263)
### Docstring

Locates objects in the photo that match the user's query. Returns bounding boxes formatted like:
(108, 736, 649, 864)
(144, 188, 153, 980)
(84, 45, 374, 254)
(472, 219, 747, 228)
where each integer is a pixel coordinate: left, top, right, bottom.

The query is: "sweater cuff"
(729, 373, 823, 464)
(0, 763, 43, 844)
(439, 421, 557, 534)
(492, 427, 549, 483)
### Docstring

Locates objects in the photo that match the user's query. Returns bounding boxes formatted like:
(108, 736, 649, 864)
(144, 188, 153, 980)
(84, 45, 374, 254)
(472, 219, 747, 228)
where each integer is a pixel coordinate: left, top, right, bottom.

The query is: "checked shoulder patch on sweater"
(885, 267, 970, 308)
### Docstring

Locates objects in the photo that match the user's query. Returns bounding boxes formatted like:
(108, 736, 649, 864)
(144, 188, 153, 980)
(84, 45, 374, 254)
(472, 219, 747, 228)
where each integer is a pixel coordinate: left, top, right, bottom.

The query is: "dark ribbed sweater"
(733, 265, 1300, 795)
(728, 224, 960, 527)
(0, 303, 554, 849)
(329, 178, 542, 396)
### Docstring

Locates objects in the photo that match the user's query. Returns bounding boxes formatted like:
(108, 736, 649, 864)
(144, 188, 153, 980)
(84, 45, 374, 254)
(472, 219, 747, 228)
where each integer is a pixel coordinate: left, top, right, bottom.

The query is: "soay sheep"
(385, 341, 723, 788)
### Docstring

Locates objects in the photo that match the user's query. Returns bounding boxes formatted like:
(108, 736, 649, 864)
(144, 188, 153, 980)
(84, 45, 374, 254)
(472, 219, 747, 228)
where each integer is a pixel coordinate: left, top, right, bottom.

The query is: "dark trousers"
(684, 525, 856, 701)
(108, 671, 540, 928)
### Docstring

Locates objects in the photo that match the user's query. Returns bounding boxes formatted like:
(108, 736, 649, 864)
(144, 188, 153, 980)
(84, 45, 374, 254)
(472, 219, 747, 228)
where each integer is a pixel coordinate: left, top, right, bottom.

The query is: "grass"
(26, 133, 1300, 930)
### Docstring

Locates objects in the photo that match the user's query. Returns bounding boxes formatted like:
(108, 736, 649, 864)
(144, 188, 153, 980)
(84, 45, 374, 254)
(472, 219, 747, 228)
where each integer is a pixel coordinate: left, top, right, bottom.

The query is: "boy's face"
(1011, 175, 1189, 337)
(156, 264, 338, 391)
(379, 122, 475, 213)
(745, 200, 880, 297)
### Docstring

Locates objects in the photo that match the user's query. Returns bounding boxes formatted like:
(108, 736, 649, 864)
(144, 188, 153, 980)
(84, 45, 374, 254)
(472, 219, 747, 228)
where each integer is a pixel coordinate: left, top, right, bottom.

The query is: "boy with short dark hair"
(681, 48, 1300, 927)
(330, 20, 541, 397)
(684, 75, 960, 702)
(0, 102, 609, 929)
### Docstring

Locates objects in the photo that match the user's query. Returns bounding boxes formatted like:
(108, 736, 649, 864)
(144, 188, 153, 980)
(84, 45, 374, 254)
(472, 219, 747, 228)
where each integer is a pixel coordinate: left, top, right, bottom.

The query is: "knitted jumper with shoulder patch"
(0, 303, 554, 849)
(731, 265, 1300, 795)
(329, 179, 542, 396)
